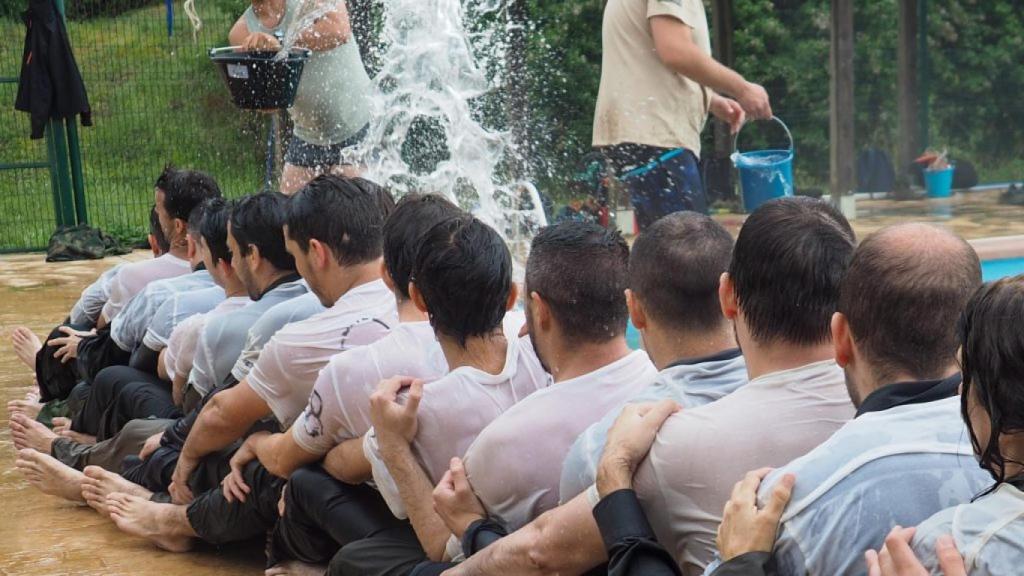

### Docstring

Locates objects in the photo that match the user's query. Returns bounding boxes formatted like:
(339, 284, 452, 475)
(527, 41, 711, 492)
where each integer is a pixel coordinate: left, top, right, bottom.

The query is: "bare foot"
(7, 399, 42, 420)
(11, 326, 42, 369)
(52, 417, 72, 435)
(107, 492, 195, 552)
(265, 561, 327, 576)
(51, 418, 96, 445)
(9, 413, 57, 453)
(81, 466, 152, 516)
(14, 448, 85, 502)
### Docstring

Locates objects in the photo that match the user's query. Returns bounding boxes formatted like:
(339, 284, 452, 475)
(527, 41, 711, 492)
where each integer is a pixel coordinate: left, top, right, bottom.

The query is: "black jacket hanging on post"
(15, 0, 92, 139)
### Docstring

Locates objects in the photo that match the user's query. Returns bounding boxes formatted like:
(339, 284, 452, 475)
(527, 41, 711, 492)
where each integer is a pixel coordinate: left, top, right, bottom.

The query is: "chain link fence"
(1, 0, 267, 251)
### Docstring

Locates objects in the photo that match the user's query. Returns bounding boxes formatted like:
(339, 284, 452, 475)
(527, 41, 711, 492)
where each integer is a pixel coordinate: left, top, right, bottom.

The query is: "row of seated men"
(7, 165, 1023, 576)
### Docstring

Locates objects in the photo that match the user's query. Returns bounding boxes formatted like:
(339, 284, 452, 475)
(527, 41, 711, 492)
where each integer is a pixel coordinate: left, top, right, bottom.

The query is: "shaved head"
(838, 223, 981, 385)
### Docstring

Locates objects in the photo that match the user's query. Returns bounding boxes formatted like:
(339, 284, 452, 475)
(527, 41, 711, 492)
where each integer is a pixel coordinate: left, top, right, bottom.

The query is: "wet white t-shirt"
(110, 269, 215, 352)
(633, 360, 853, 575)
(247, 279, 398, 429)
(230, 291, 325, 383)
(365, 314, 550, 519)
(70, 264, 124, 326)
(292, 321, 447, 456)
(463, 350, 657, 533)
(142, 284, 226, 351)
(163, 296, 250, 381)
(101, 253, 191, 321)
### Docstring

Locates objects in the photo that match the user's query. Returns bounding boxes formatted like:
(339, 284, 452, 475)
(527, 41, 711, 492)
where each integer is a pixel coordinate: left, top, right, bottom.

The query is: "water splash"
(342, 0, 547, 265)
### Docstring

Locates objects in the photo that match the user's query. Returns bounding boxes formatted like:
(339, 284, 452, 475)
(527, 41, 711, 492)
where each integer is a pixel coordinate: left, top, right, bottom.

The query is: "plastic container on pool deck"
(732, 116, 795, 213)
(209, 47, 311, 110)
(924, 166, 955, 198)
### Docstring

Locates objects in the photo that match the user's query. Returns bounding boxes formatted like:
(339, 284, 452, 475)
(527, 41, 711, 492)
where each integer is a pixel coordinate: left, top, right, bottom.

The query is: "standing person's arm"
(228, 15, 250, 47)
(649, 16, 771, 119)
(292, 0, 352, 51)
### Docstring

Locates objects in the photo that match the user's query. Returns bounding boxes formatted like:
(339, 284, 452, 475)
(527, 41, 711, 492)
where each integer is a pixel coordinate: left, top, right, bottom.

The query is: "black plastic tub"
(209, 47, 311, 110)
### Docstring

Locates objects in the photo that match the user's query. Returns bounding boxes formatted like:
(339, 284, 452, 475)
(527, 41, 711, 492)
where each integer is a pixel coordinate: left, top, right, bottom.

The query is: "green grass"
(0, 1, 264, 251)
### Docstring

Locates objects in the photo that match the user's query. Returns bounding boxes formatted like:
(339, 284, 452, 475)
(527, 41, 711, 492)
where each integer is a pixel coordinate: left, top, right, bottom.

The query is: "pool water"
(981, 257, 1024, 282)
(625, 257, 1024, 350)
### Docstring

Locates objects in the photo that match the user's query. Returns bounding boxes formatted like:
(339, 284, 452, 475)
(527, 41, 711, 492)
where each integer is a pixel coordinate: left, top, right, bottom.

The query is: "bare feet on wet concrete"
(14, 448, 85, 503)
(81, 466, 153, 516)
(107, 492, 195, 553)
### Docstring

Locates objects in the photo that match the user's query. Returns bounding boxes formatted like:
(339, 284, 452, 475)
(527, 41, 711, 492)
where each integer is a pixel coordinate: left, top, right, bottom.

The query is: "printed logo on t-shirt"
(303, 390, 324, 438)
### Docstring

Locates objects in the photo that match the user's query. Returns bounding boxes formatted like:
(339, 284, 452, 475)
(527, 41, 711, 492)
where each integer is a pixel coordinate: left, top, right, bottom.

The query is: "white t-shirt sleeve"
(143, 295, 178, 351)
(187, 322, 220, 397)
(101, 268, 134, 321)
(291, 369, 343, 456)
(363, 429, 408, 519)
(166, 314, 206, 383)
(246, 334, 316, 428)
(70, 265, 120, 326)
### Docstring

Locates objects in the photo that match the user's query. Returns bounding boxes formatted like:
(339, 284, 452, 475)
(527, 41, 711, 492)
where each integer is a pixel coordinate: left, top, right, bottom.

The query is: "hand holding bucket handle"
(733, 116, 794, 158)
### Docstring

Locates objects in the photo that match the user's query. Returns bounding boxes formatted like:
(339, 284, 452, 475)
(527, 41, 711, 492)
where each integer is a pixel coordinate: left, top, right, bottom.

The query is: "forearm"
(180, 397, 252, 461)
(664, 44, 746, 98)
(322, 436, 371, 483)
(448, 495, 606, 575)
(293, 1, 350, 52)
(157, 349, 169, 381)
(250, 432, 315, 478)
(382, 443, 451, 561)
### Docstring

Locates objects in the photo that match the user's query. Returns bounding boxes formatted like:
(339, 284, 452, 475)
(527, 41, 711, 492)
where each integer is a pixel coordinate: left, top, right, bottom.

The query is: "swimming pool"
(982, 257, 1024, 282)
(625, 257, 1024, 349)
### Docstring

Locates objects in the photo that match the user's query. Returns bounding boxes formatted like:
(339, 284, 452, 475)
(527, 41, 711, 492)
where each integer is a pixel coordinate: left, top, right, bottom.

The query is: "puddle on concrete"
(0, 252, 260, 575)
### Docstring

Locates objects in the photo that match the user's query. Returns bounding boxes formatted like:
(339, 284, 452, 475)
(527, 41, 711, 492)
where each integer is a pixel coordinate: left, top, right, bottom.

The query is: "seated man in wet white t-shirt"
(102, 175, 398, 553)
(221, 194, 463, 573)
(359, 221, 654, 575)
(560, 211, 746, 501)
(729, 224, 991, 576)
(317, 215, 549, 575)
(446, 197, 858, 576)
(29, 168, 221, 406)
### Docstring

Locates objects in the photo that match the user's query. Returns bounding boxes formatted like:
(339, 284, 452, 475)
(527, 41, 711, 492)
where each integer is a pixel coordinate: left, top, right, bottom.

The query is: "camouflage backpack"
(45, 224, 130, 262)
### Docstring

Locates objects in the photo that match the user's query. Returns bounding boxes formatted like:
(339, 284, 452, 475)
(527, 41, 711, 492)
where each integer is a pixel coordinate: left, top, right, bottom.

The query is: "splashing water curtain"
(200, 0, 547, 272)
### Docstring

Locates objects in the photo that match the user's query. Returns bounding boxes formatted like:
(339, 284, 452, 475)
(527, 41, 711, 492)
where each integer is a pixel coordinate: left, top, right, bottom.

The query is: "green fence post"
(66, 118, 88, 225)
(45, 119, 76, 228)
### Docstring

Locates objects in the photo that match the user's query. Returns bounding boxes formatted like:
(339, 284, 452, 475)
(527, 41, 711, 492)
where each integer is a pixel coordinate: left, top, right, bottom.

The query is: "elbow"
(521, 524, 557, 572)
(335, 465, 365, 485)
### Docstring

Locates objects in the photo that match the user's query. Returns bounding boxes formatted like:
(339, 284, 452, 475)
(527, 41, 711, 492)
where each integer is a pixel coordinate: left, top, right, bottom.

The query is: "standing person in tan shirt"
(594, 0, 772, 229)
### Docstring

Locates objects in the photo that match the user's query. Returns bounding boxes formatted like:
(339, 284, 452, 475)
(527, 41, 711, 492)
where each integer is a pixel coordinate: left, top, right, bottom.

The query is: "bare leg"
(265, 561, 328, 576)
(14, 448, 85, 502)
(107, 492, 196, 552)
(9, 412, 57, 453)
(81, 466, 152, 516)
(11, 326, 42, 369)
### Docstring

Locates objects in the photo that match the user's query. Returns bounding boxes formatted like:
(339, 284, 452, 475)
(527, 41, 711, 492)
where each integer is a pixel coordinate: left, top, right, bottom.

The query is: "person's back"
(632, 197, 858, 574)
(142, 284, 226, 353)
(909, 277, 1024, 576)
(227, 290, 324, 384)
(560, 212, 746, 501)
(756, 224, 991, 576)
(595, 0, 710, 154)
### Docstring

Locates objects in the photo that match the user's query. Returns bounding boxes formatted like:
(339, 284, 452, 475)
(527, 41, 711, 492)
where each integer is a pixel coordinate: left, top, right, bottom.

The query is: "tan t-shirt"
(593, 0, 712, 153)
(632, 359, 855, 575)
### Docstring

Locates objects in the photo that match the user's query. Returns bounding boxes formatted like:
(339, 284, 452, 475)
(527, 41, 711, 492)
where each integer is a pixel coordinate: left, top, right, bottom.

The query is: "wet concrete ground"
(0, 253, 259, 575)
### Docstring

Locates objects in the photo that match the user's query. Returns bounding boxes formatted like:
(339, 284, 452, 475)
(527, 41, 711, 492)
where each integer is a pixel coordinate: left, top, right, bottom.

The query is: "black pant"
(35, 322, 88, 402)
(269, 465, 410, 567)
(331, 523, 426, 576)
(72, 366, 177, 440)
(185, 460, 285, 546)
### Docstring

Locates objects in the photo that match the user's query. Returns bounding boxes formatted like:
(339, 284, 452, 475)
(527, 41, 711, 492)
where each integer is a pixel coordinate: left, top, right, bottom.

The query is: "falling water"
(341, 0, 547, 263)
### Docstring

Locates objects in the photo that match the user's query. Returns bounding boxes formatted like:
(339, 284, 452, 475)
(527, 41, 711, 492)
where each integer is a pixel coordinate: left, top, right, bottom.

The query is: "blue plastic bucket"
(924, 166, 955, 198)
(732, 117, 795, 213)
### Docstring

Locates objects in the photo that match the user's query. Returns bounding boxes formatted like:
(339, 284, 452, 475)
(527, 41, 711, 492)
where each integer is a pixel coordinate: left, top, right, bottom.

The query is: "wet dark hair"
(526, 221, 630, 343)
(839, 225, 981, 384)
(729, 197, 855, 346)
(230, 192, 296, 272)
(958, 276, 1024, 489)
(630, 212, 733, 333)
(186, 202, 207, 238)
(412, 216, 511, 346)
(198, 198, 231, 266)
(285, 175, 395, 266)
(149, 205, 170, 253)
(159, 167, 222, 222)
(383, 193, 464, 301)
